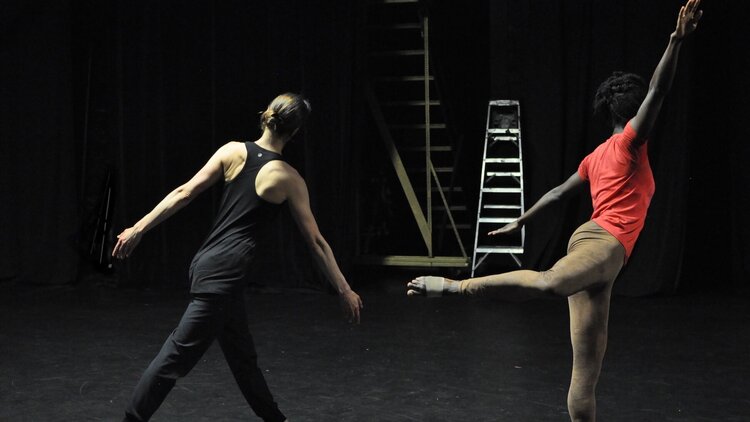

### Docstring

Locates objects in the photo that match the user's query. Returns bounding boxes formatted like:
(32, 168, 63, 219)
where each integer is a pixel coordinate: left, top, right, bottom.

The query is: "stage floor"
(1, 279, 748, 421)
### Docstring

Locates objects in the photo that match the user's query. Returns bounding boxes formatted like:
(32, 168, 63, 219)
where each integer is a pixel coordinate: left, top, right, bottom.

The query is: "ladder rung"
(435, 205, 468, 211)
(371, 49, 425, 56)
(486, 172, 521, 177)
(378, 75, 435, 82)
(415, 186, 463, 192)
(402, 145, 452, 152)
(478, 217, 516, 224)
(382, 100, 441, 106)
(488, 128, 520, 134)
(485, 158, 521, 163)
(490, 136, 518, 141)
(482, 187, 522, 193)
(407, 167, 453, 173)
(475, 246, 524, 254)
(483, 205, 522, 210)
(367, 23, 422, 30)
(389, 123, 447, 129)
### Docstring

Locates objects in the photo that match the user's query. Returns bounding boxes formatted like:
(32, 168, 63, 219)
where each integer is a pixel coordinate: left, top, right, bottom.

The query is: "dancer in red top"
(407, 1, 702, 420)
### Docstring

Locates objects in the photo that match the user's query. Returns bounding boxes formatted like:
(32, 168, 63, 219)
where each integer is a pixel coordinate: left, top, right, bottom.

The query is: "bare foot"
(406, 276, 460, 297)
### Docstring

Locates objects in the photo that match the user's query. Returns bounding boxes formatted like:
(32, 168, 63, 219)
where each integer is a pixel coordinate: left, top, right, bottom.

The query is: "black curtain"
(72, 0, 359, 290)
(0, 0, 79, 285)
(2, 0, 747, 295)
(489, 0, 749, 295)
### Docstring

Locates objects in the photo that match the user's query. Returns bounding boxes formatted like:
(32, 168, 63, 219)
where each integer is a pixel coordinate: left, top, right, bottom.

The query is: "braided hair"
(260, 93, 312, 137)
(593, 72, 647, 128)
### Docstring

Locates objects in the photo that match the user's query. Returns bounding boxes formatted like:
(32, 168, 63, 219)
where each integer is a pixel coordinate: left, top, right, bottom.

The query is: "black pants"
(123, 294, 286, 422)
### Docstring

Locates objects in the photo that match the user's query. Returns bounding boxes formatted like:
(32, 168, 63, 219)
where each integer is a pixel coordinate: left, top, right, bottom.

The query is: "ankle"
(444, 278, 461, 294)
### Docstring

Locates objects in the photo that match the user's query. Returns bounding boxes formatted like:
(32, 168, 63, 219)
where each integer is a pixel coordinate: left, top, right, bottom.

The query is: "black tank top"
(189, 142, 284, 295)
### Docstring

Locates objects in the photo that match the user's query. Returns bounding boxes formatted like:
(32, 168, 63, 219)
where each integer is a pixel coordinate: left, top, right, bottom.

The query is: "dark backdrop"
(1, 0, 747, 296)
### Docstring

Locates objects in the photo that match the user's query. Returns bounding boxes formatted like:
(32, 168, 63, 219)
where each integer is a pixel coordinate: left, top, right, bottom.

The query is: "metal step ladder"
(357, 0, 470, 267)
(471, 100, 525, 276)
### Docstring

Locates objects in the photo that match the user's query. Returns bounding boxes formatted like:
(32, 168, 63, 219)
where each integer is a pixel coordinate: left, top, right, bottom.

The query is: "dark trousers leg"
(124, 296, 223, 421)
(218, 296, 286, 422)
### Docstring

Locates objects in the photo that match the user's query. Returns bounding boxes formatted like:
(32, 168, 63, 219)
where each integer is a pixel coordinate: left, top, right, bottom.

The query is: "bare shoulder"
(258, 160, 301, 183)
(256, 160, 304, 203)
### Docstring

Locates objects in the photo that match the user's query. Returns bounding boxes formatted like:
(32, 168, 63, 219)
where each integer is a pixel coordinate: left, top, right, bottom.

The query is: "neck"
(255, 129, 286, 154)
(612, 125, 625, 135)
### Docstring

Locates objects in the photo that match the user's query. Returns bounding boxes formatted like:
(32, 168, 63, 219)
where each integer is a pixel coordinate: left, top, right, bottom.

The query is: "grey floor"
(1, 280, 749, 421)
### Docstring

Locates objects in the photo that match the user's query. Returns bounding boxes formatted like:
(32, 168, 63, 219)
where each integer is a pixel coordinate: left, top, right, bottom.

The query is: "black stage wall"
(1, 1, 747, 295)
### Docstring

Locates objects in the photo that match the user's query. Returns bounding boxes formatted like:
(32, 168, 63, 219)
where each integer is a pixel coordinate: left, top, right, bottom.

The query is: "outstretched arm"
(489, 172, 586, 236)
(112, 143, 233, 259)
(281, 168, 363, 323)
(630, 0, 702, 140)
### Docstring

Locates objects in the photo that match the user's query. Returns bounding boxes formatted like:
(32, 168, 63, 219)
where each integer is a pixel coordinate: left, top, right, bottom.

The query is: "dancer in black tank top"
(113, 93, 363, 422)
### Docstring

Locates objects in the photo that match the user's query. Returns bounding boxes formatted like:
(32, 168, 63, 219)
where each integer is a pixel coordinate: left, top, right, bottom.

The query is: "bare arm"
(489, 172, 586, 236)
(630, 0, 702, 140)
(280, 168, 363, 323)
(112, 143, 235, 259)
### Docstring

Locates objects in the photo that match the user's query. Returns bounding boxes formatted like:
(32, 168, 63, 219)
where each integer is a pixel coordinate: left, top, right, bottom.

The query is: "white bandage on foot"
(422, 276, 445, 297)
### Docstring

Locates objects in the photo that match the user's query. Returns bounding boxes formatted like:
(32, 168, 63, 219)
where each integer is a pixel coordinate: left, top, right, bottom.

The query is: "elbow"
(305, 232, 327, 254)
(174, 186, 194, 205)
(648, 86, 667, 99)
(547, 189, 562, 202)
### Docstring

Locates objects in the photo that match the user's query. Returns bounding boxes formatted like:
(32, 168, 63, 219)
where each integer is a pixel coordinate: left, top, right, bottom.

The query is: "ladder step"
(482, 187, 523, 193)
(378, 75, 435, 82)
(485, 158, 521, 163)
(490, 136, 518, 141)
(483, 205, 522, 210)
(486, 172, 522, 177)
(415, 186, 463, 192)
(488, 128, 520, 134)
(407, 167, 453, 173)
(402, 145, 452, 152)
(435, 205, 468, 211)
(389, 123, 447, 129)
(478, 217, 516, 224)
(382, 100, 441, 106)
(371, 49, 425, 57)
(475, 246, 524, 254)
(367, 23, 422, 30)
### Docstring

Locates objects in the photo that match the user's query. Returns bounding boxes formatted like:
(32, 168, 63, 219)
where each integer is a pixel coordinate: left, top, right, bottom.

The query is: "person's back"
(190, 141, 284, 295)
(113, 92, 362, 422)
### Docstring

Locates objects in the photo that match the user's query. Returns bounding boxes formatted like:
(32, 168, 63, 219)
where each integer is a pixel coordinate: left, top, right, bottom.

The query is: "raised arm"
(272, 165, 363, 323)
(112, 143, 236, 259)
(489, 172, 586, 236)
(630, 0, 702, 140)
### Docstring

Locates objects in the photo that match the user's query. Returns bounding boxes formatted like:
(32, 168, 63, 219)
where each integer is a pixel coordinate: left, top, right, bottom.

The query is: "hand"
(112, 226, 143, 259)
(674, 0, 702, 40)
(339, 290, 363, 324)
(488, 220, 522, 236)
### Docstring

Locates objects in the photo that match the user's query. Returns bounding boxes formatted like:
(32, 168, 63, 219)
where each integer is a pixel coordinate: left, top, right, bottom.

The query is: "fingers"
(688, 0, 700, 15)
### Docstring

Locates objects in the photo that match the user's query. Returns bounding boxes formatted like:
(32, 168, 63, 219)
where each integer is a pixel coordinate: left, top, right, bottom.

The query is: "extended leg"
(407, 221, 625, 300)
(124, 297, 222, 421)
(218, 296, 286, 422)
(566, 283, 613, 422)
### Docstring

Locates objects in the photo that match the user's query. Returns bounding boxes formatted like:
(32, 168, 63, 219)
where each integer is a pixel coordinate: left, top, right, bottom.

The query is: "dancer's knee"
(537, 271, 571, 297)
